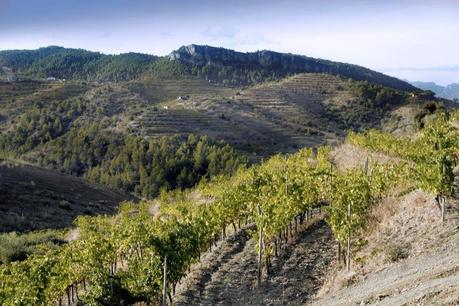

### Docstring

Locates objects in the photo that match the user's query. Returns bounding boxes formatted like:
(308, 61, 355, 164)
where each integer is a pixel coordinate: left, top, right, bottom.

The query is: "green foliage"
(451, 109, 459, 122)
(149, 58, 190, 79)
(0, 230, 66, 264)
(0, 81, 245, 199)
(385, 242, 410, 263)
(0, 46, 157, 81)
(327, 168, 372, 244)
(30, 124, 245, 197)
(0, 248, 61, 305)
(171, 45, 417, 90)
(347, 112, 459, 196)
(0, 143, 405, 304)
(189, 62, 283, 86)
(0, 97, 87, 155)
(2, 45, 418, 91)
(414, 102, 445, 129)
(326, 81, 407, 130)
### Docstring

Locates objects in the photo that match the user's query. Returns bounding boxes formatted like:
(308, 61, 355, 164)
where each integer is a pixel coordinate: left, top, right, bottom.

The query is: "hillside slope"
(128, 73, 427, 155)
(0, 73, 447, 159)
(0, 46, 157, 81)
(313, 232, 458, 305)
(170, 146, 459, 306)
(310, 146, 459, 305)
(0, 45, 440, 160)
(0, 160, 133, 232)
(170, 44, 417, 91)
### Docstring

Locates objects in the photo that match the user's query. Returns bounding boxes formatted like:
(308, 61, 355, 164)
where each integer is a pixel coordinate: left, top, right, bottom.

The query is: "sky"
(1, 0, 458, 85)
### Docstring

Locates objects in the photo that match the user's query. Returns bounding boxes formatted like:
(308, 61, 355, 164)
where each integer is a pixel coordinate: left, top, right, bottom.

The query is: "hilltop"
(170, 44, 417, 91)
(1, 44, 417, 91)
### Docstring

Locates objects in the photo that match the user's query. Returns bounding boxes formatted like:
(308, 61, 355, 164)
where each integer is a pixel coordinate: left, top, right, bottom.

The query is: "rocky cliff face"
(170, 44, 313, 69)
(169, 44, 417, 92)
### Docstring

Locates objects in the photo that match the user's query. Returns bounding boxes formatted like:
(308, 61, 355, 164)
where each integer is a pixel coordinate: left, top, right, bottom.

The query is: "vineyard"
(0, 110, 458, 305)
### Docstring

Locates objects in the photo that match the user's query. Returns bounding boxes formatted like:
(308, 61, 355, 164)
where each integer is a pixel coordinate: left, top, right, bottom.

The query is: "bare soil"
(173, 218, 336, 306)
(330, 143, 401, 173)
(312, 186, 459, 305)
(311, 231, 459, 306)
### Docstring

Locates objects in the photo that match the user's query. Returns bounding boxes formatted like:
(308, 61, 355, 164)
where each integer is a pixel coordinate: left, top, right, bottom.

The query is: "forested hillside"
(0, 80, 245, 201)
(0, 56, 451, 200)
(0, 46, 157, 81)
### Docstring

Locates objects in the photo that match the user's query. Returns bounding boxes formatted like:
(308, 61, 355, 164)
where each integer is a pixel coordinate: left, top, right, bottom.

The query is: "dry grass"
(347, 190, 451, 277)
(313, 188, 459, 305)
(330, 143, 401, 172)
(0, 161, 133, 233)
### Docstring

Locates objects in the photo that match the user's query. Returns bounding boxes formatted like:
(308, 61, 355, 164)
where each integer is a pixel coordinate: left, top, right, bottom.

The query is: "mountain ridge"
(170, 44, 417, 91)
(1, 44, 417, 91)
(410, 80, 459, 100)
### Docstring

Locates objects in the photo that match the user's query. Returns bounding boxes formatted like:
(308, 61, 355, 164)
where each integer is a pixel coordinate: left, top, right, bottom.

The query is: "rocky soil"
(310, 167, 459, 306)
(173, 218, 336, 306)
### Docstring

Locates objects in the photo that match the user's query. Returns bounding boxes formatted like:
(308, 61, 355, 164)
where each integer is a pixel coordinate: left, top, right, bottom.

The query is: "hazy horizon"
(1, 0, 458, 85)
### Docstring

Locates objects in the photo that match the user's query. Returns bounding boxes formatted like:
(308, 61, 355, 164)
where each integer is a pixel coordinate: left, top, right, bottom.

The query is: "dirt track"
(174, 219, 336, 306)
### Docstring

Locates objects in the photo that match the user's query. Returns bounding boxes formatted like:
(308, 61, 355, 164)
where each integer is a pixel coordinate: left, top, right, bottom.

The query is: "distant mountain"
(170, 44, 417, 91)
(442, 83, 459, 100)
(0, 45, 417, 91)
(411, 81, 459, 101)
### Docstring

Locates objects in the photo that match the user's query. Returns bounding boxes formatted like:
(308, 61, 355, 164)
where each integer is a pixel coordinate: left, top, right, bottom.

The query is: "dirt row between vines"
(173, 218, 336, 306)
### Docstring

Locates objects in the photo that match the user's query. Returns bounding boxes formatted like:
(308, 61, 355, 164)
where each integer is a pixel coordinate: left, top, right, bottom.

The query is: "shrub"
(0, 230, 66, 264)
(385, 242, 409, 262)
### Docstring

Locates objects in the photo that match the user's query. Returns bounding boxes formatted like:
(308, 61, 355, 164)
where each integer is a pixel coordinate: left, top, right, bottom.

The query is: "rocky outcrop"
(170, 44, 418, 92)
(169, 44, 311, 69)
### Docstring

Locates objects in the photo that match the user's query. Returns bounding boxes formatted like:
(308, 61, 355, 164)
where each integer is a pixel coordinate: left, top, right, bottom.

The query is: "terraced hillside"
(129, 73, 418, 155)
(0, 160, 133, 233)
(127, 78, 237, 104)
(0, 46, 443, 157)
(0, 80, 91, 132)
(1, 73, 426, 159)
